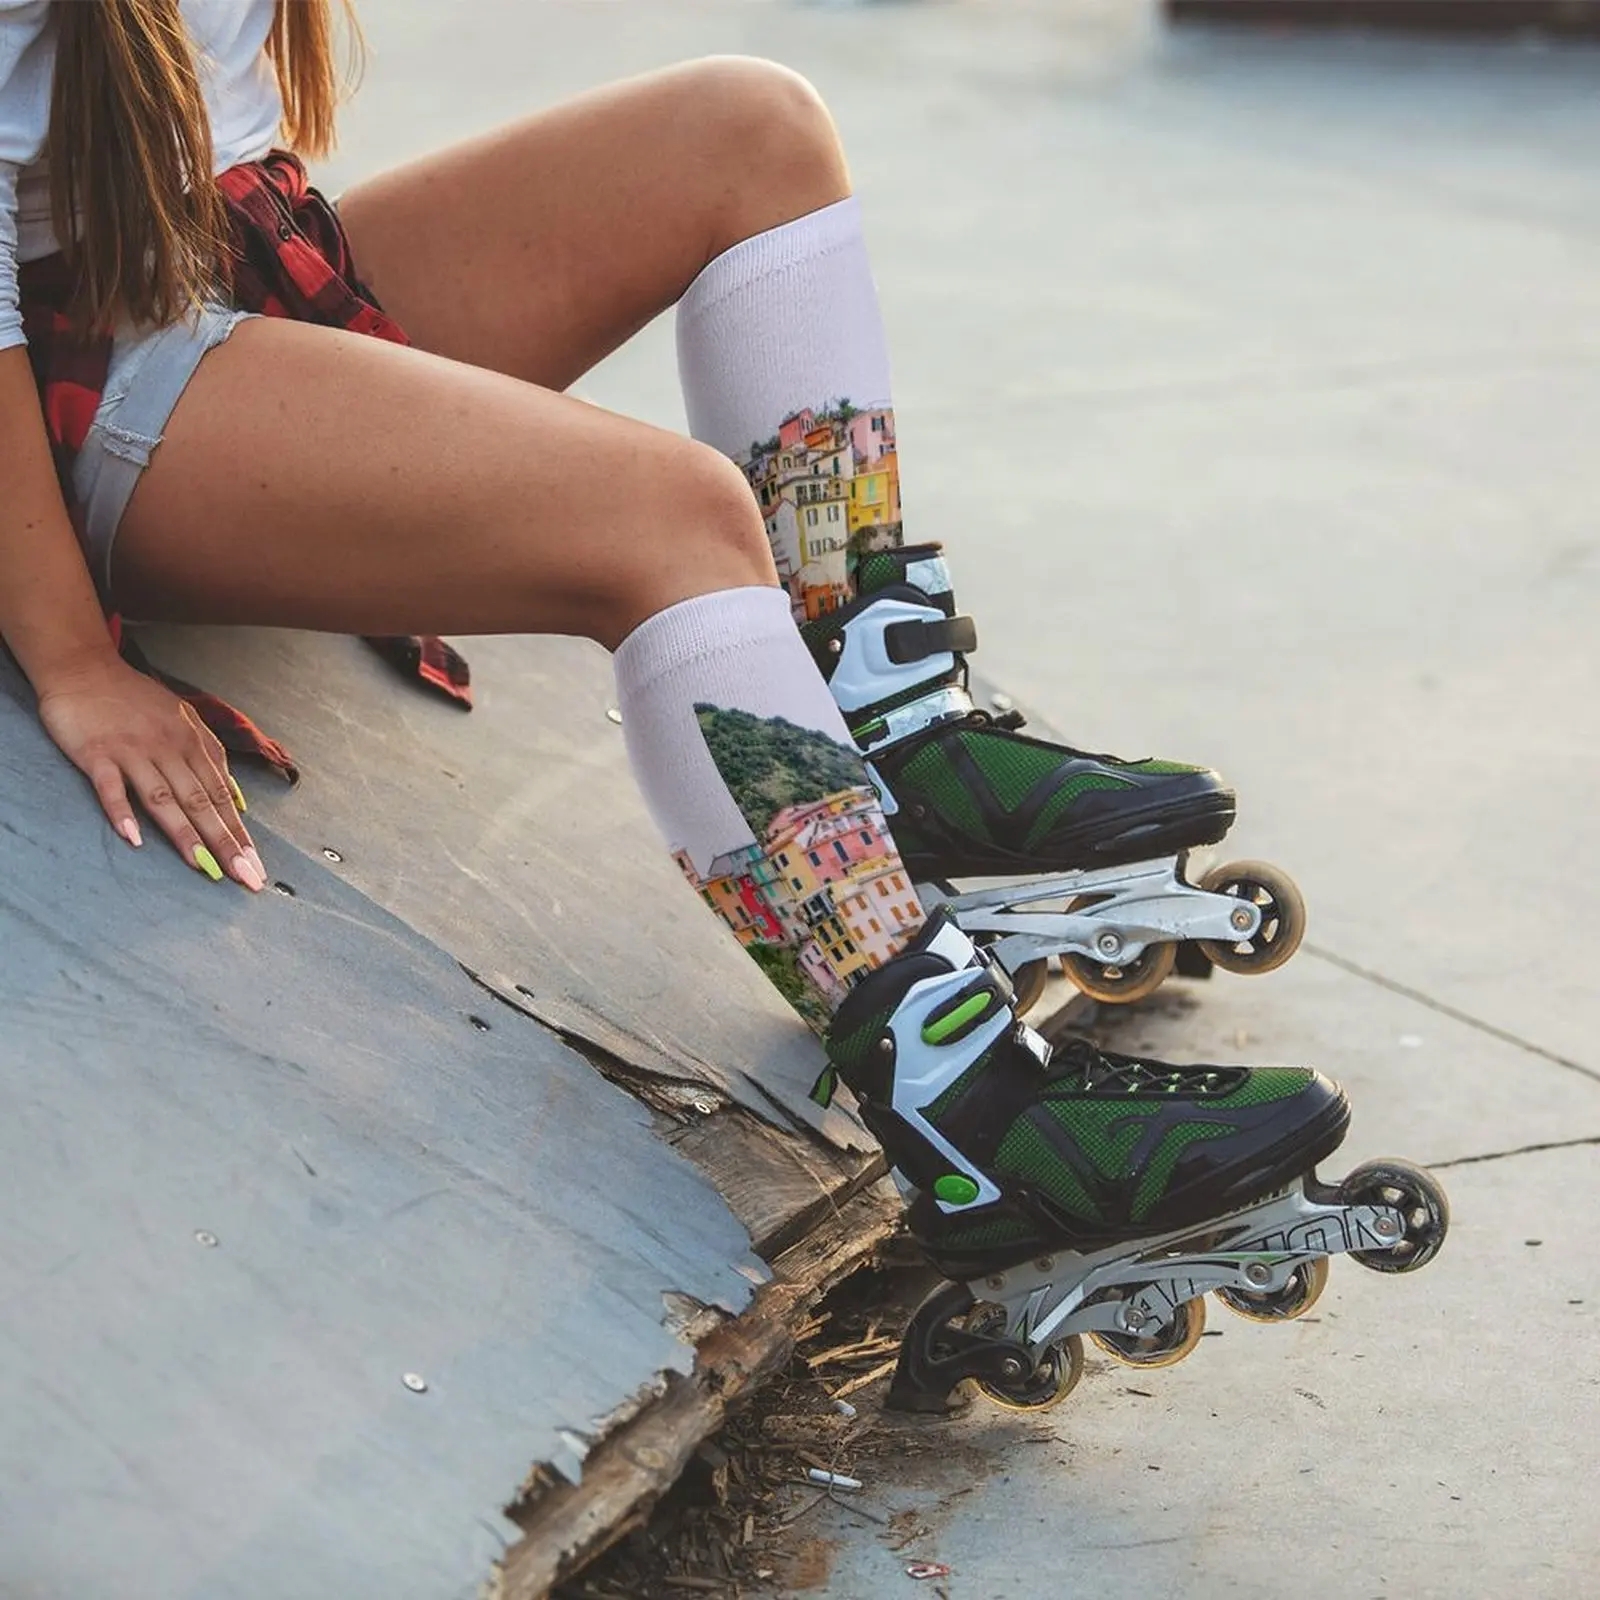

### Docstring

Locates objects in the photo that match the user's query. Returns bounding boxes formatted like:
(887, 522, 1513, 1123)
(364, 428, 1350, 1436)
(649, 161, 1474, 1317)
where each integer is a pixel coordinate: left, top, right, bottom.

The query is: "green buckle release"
(933, 1173, 981, 1206)
(921, 986, 997, 1046)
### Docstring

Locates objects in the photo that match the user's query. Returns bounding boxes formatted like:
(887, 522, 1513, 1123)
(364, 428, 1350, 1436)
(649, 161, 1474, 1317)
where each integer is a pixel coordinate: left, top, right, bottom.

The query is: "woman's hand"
(36, 655, 266, 891)
(0, 348, 260, 889)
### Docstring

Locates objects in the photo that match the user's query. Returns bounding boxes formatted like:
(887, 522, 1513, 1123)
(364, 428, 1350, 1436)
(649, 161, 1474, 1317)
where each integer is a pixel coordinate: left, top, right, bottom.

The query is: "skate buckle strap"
(809, 1063, 840, 1109)
(852, 685, 974, 752)
(1016, 1021, 1051, 1069)
(883, 613, 977, 666)
(921, 974, 1008, 1047)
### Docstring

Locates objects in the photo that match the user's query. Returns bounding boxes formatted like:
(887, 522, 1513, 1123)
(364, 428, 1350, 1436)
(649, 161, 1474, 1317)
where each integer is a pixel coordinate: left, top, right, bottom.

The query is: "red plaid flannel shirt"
(18, 151, 472, 782)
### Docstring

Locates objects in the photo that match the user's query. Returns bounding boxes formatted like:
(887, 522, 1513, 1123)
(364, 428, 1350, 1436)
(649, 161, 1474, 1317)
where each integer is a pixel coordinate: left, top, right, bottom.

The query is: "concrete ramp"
(0, 628, 883, 1599)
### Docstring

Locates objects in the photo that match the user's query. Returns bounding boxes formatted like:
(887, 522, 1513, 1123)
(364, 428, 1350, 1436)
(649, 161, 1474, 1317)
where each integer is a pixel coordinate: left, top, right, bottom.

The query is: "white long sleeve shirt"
(0, 0, 282, 352)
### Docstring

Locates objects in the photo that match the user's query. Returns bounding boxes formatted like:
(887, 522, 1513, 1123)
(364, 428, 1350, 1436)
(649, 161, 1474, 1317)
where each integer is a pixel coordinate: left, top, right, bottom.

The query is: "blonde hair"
(48, 0, 362, 332)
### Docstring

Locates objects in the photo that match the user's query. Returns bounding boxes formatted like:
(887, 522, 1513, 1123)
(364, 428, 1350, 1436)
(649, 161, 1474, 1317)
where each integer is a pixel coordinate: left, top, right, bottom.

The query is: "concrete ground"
(325, 5, 1600, 1595)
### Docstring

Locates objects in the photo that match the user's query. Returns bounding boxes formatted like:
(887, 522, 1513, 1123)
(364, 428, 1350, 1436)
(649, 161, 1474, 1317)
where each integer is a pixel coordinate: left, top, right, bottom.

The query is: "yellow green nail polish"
(194, 845, 224, 882)
(227, 775, 248, 814)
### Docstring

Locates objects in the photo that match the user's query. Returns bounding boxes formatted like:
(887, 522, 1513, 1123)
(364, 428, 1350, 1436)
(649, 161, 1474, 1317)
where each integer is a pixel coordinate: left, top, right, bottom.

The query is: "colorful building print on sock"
(674, 703, 923, 1031)
(738, 401, 904, 624)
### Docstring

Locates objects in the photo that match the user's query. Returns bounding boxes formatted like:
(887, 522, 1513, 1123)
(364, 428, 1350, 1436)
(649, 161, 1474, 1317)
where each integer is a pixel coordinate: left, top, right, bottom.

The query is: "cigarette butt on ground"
(805, 1469, 863, 1492)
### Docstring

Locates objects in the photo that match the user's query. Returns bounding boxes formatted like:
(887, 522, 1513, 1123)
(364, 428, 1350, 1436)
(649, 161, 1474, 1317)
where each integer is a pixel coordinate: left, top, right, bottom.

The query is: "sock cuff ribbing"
(677, 196, 864, 326)
(613, 585, 797, 685)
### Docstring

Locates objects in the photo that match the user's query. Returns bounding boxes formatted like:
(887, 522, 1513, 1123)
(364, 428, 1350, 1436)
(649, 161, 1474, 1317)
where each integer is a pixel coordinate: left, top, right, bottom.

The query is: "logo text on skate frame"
(1012, 1203, 1405, 1346)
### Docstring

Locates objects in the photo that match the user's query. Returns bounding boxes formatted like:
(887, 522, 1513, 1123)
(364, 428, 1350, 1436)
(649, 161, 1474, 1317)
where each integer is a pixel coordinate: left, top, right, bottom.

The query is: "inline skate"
(804, 544, 1306, 1011)
(817, 909, 1448, 1413)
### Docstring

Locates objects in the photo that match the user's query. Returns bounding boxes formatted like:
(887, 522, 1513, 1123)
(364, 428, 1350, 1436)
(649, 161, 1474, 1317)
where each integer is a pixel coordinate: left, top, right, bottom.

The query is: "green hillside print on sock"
(694, 705, 870, 839)
(748, 942, 831, 1033)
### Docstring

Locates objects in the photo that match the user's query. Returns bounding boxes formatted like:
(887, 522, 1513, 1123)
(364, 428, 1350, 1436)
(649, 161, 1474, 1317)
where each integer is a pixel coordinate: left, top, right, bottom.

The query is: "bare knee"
(681, 443, 780, 590)
(671, 56, 852, 252)
(598, 441, 779, 651)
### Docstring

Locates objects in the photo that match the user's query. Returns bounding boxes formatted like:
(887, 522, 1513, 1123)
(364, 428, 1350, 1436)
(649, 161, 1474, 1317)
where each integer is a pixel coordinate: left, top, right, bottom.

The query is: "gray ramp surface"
(0, 655, 765, 1600)
(141, 625, 869, 1152)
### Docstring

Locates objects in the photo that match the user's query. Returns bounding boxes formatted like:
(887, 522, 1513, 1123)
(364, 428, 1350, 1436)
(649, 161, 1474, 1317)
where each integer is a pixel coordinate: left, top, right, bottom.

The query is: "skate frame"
(918, 855, 1259, 973)
(971, 1182, 1406, 1354)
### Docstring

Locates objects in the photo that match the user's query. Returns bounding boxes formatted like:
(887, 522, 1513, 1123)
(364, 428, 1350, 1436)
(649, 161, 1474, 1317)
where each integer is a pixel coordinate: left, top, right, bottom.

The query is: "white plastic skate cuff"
(904, 554, 953, 600)
(889, 965, 1010, 1212)
(830, 597, 958, 713)
(923, 915, 980, 971)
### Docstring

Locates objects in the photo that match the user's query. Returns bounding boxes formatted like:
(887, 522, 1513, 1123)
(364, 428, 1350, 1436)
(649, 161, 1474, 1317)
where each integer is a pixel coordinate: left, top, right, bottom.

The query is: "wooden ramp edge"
(493, 1184, 902, 1600)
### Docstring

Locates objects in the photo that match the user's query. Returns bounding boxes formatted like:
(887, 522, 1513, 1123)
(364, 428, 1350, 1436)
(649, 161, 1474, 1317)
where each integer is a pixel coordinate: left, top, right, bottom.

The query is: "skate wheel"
(1060, 940, 1176, 1005)
(1091, 1295, 1206, 1367)
(1195, 859, 1306, 976)
(1215, 1255, 1329, 1322)
(1008, 959, 1050, 1017)
(1338, 1159, 1449, 1274)
(972, 1334, 1085, 1412)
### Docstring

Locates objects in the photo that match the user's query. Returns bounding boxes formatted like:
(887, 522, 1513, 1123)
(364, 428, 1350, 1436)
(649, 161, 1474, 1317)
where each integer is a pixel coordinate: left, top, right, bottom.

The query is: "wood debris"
(549, 1264, 934, 1600)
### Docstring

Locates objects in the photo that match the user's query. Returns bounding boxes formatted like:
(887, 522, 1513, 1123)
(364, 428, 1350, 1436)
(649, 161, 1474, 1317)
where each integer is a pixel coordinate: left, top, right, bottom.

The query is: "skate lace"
(1052, 1038, 1243, 1098)
(958, 708, 1148, 768)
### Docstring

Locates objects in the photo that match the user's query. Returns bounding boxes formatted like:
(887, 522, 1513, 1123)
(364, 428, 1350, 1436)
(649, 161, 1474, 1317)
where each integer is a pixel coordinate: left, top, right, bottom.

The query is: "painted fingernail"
(117, 818, 143, 849)
(244, 847, 267, 882)
(226, 774, 248, 814)
(193, 845, 225, 882)
(232, 853, 265, 892)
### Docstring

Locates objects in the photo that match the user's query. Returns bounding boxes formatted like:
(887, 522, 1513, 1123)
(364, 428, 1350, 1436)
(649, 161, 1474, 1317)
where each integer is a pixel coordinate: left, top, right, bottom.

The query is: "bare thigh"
(336, 57, 850, 387)
(113, 59, 838, 641)
(111, 317, 775, 648)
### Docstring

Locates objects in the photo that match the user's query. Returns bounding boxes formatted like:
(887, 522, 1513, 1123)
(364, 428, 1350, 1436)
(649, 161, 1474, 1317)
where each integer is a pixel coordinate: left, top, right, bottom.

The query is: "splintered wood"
(799, 1315, 901, 1404)
(501, 1186, 903, 1600)
(546, 1268, 919, 1600)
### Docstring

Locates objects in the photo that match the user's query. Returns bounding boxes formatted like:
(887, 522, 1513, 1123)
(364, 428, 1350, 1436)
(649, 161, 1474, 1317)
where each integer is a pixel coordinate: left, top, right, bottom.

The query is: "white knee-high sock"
(676, 198, 904, 625)
(614, 584, 923, 1029)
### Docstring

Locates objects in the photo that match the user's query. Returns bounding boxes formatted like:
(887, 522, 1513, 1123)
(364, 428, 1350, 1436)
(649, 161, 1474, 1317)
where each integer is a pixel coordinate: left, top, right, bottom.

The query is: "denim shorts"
(71, 302, 258, 598)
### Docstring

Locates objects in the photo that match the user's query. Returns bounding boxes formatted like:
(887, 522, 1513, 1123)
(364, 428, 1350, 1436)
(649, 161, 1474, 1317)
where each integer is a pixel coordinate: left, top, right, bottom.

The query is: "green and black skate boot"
(802, 543, 1236, 880)
(816, 909, 1414, 1412)
(805, 544, 1309, 1010)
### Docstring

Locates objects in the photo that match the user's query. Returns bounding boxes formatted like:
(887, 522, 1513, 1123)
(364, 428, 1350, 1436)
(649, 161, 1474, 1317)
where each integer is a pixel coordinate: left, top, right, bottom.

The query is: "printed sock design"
(740, 400, 901, 622)
(686, 704, 922, 1030)
(676, 197, 907, 624)
(613, 586, 924, 1030)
